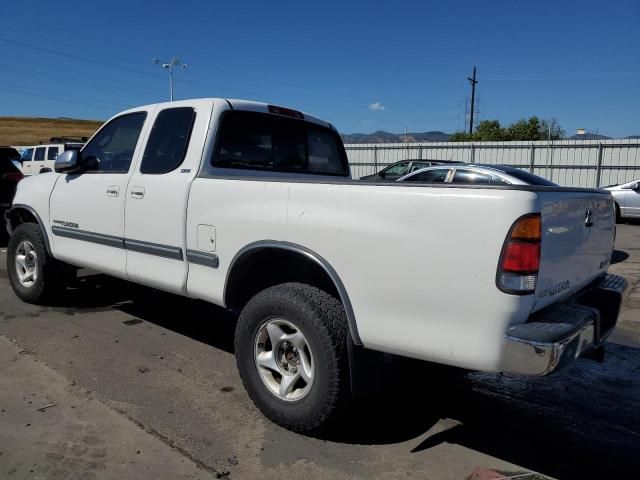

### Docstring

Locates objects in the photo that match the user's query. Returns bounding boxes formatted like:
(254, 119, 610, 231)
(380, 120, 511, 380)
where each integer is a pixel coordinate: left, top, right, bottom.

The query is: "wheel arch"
(5, 204, 52, 255)
(224, 241, 362, 345)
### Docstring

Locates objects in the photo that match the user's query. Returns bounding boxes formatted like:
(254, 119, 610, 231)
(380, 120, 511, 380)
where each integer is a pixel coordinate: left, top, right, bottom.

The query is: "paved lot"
(0, 224, 639, 480)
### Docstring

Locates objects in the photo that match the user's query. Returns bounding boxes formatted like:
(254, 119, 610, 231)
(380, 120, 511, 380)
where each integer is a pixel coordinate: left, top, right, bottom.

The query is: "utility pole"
(467, 66, 478, 135)
(153, 57, 188, 101)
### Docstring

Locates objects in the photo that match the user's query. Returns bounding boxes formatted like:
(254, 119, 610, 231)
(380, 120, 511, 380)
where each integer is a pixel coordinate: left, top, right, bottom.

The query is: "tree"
(505, 116, 542, 141)
(473, 120, 507, 141)
(449, 116, 565, 142)
(539, 118, 565, 140)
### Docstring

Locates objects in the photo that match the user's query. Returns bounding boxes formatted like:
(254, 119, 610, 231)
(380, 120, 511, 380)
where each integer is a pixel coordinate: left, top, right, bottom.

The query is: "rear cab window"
(212, 111, 349, 177)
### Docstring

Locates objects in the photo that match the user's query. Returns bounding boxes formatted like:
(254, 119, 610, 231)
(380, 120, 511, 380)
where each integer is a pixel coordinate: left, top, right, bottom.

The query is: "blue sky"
(1, 0, 639, 136)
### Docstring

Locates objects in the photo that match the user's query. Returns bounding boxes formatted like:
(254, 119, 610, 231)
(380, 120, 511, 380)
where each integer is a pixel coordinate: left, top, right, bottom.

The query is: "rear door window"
(34, 147, 46, 161)
(410, 161, 431, 172)
(452, 169, 492, 184)
(404, 169, 450, 182)
(383, 162, 410, 176)
(21, 148, 34, 162)
(141, 107, 196, 174)
(213, 111, 348, 176)
(47, 146, 59, 160)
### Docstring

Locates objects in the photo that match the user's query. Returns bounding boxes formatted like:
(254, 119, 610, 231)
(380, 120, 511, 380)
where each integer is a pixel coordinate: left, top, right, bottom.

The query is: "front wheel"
(7, 223, 68, 304)
(615, 202, 622, 223)
(234, 283, 350, 432)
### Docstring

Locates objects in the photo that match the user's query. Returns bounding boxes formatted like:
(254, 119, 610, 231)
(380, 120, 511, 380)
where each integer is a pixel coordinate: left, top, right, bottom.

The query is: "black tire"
(235, 282, 350, 432)
(7, 223, 68, 304)
(615, 202, 623, 224)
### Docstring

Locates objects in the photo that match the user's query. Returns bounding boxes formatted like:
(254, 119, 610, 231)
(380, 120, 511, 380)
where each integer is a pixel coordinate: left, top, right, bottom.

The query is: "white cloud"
(368, 102, 386, 111)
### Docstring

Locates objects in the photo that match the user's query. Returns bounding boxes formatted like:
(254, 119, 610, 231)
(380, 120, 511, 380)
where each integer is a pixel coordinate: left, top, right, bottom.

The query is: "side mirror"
(379, 171, 386, 179)
(54, 150, 82, 173)
(633, 182, 640, 191)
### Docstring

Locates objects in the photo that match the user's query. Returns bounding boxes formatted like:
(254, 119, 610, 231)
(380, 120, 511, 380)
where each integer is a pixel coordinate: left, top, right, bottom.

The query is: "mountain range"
(341, 130, 451, 144)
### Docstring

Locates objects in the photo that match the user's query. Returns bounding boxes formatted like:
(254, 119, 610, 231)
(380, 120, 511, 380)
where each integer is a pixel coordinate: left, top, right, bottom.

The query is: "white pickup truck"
(5, 98, 627, 432)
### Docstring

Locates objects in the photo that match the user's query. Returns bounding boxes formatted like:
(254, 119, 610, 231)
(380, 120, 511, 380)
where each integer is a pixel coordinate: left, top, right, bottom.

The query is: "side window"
(383, 162, 410, 176)
(81, 112, 147, 173)
(490, 175, 510, 185)
(410, 161, 430, 172)
(34, 147, 46, 161)
(21, 148, 34, 161)
(452, 169, 492, 184)
(140, 107, 196, 174)
(47, 146, 59, 160)
(404, 168, 450, 182)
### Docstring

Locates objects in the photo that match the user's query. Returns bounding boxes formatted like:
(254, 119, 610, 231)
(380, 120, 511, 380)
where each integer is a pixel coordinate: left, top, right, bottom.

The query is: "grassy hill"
(0, 117, 103, 146)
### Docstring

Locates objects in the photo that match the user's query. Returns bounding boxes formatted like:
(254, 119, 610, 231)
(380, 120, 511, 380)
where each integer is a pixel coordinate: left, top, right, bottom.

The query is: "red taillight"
(501, 241, 540, 272)
(1, 172, 23, 182)
(498, 214, 541, 294)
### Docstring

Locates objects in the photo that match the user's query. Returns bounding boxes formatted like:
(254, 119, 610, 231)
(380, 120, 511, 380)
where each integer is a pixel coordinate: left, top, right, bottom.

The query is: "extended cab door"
(49, 111, 149, 277)
(123, 100, 213, 294)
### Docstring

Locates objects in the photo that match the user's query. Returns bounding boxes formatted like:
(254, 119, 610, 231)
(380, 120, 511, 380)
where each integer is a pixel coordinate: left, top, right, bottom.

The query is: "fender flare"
(225, 240, 363, 345)
(5, 204, 52, 255)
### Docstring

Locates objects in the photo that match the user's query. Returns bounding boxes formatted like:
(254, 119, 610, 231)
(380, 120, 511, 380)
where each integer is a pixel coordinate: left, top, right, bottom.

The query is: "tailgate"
(534, 190, 615, 311)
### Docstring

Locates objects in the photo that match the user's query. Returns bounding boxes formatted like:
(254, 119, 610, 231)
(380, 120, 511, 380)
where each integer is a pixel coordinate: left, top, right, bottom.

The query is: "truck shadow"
(611, 249, 629, 264)
(51, 273, 640, 480)
(329, 350, 640, 479)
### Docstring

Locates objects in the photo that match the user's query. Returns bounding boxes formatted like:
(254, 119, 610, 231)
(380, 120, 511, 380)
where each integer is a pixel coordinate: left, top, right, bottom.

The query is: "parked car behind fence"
(605, 179, 640, 220)
(359, 159, 463, 181)
(397, 163, 558, 186)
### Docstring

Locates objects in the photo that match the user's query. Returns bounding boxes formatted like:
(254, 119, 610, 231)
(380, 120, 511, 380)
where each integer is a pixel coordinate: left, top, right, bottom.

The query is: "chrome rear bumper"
(501, 273, 628, 376)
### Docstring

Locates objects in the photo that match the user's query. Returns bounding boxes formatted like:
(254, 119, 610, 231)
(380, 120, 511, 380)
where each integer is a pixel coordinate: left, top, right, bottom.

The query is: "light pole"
(153, 57, 187, 101)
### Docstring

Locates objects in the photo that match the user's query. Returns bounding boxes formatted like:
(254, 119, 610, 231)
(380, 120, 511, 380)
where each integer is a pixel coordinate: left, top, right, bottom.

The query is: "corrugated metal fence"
(345, 139, 640, 187)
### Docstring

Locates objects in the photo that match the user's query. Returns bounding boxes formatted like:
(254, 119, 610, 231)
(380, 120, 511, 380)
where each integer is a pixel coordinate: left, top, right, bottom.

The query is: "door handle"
(106, 185, 120, 197)
(130, 187, 145, 199)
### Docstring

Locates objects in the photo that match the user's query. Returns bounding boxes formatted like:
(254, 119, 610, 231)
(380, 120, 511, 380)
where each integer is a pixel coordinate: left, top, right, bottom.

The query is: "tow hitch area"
(501, 274, 627, 376)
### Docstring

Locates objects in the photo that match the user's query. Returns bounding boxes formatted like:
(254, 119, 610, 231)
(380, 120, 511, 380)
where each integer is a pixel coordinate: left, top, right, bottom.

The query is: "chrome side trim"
(50, 226, 184, 261)
(5, 204, 52, 255)
(52, 226, 124, 249)
(225, 240, 362, 345)
(124, 238, 183, 260)
(186, 249, 219, 268)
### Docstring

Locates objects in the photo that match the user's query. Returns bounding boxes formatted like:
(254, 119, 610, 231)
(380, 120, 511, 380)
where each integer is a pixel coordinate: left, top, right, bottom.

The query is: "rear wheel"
(235, 282, 350, 432)
(7, 223, 69, 304)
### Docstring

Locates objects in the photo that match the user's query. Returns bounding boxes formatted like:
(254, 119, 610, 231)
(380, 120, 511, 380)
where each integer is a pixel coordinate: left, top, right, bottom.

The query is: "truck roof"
(117, 98, 334, 130)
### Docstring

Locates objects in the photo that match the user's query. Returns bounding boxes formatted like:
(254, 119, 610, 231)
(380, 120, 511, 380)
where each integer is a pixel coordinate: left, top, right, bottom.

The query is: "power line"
(0, 37, 158, 79)
(0, 63, 158, 100)
(0, 86, 124, 112)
